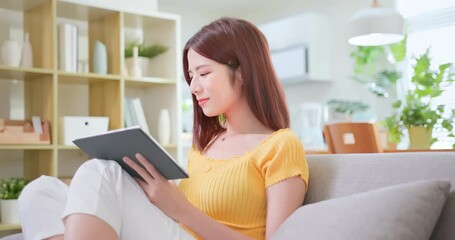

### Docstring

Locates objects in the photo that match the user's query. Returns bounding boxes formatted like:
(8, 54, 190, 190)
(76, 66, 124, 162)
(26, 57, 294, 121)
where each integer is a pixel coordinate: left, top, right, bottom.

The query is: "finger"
(134, 177, 147, 188)
(135, 179, 156, 203)
(135, 153, 165, 181)
(135, 178, 149, 190)
(123, 157, 154, 183)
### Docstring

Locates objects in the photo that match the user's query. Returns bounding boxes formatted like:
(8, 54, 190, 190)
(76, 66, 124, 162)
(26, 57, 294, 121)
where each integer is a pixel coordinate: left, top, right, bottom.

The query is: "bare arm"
(265, 176, 306, 239)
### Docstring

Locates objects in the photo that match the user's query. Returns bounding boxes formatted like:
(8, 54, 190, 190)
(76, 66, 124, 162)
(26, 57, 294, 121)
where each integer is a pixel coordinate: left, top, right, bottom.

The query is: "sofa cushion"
(431, 191, 455, 240)
(305, 152, 455, 239)
(272, 179, 450, 240)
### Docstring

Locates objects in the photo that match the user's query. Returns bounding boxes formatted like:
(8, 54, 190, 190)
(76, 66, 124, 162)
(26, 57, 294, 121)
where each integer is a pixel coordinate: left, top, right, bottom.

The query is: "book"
(73, 126, 188, 180)
(32, 116, 43, 134)
(126, 97, 150, 134)
(124, 98, 135, 128)
(58, 23, 78, 72)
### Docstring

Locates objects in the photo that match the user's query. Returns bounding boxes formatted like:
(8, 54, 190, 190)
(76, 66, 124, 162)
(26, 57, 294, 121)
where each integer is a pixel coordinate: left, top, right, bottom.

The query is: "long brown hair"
(183, 17, 289, 151)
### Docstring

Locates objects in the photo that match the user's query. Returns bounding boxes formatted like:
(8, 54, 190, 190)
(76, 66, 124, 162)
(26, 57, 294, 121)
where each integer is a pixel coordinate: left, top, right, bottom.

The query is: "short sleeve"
(256, 131, 309, 189)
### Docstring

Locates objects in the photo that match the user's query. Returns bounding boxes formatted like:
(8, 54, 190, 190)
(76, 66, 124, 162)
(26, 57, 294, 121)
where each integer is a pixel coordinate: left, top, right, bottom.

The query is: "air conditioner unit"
(260, 13, 332, 83)
(271, 45, 309, 84)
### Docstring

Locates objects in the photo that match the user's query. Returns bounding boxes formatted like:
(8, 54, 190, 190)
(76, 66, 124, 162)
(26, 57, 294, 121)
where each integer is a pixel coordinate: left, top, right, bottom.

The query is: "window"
(397, 0, 455, 148)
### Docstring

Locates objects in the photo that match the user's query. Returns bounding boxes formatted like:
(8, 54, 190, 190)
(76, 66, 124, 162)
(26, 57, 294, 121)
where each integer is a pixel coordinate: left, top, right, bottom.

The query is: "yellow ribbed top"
(178, 128, 309, 240)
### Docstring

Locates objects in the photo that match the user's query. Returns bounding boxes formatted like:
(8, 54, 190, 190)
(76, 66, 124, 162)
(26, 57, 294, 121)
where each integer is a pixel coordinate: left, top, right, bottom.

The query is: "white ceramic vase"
(0, 199, 20, 224)
(21, 32, 33, 68)
(93, 40, 108, 74)
(158, 108, 171, 145)
(130, 46, 142, 77)
(1, 40, 21, 67)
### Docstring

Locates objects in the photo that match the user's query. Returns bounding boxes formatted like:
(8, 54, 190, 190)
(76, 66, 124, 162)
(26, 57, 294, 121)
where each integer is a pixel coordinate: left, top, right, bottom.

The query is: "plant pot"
(0, 199, 20, 224)
(407, 126, 432, 149)
(125, 56, 150, 77)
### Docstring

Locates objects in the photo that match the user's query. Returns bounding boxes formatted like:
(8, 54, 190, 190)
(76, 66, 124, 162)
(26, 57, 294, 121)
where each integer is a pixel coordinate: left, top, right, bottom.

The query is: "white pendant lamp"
(348, 0, 404, 46)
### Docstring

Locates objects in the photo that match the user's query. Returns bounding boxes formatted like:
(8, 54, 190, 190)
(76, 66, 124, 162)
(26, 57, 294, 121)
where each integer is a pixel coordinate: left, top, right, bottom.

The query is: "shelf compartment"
(23, 0, 55, 69)
(122, 12, 178, 80)
(58, 72, 121, 84)
(163, 144, 177, 149)
(57, 148, 88, 178)
(0, 0, 54, 69)
(23, 75, 55, 131)
(57, 1, 121, 75)
(0, 75, 54, 146)
(0, 145, 53, 150)
(57, 0, 117, 22)
(124, 84, 178, 150)
(0, 0, 48, 12)
(57, 145, 78, 150)
(23, 149, 55, 179)
(0, 66, 53, 80)
(124, 76, 176, 87)
(57, 78, 122, 130)
(89, 81, 122, 130)
(0, 223, 21, 231)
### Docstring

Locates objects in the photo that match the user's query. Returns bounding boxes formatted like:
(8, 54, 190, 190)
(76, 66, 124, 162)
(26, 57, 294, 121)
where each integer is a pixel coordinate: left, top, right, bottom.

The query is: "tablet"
(73, 126, 188, 180)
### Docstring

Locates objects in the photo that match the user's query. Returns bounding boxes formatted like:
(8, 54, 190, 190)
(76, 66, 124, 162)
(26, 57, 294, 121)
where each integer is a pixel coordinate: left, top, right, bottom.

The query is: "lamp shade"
(348, 3, 404, 46)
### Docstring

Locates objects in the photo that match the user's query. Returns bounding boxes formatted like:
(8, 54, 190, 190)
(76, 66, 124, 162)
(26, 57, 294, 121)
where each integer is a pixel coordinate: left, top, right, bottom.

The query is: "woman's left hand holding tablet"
(123, 153, 193, 223)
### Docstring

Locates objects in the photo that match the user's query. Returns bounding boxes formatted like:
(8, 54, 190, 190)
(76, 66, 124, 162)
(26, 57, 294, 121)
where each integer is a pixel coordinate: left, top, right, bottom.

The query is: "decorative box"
(59, 116, 109, 145)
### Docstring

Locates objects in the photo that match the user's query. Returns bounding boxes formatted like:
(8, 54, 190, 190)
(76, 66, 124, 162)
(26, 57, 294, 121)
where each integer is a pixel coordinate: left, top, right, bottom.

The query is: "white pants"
(18, 159, 195, 240)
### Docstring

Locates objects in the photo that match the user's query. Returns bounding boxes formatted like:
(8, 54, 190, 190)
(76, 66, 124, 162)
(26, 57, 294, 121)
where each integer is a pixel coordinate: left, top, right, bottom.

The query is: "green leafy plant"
(327, 99, 370, 117)
(383, 49, 455, 147)
(350, 36, 407, 97)
(0, 177, 29, 200)
(124, 40, 168, 59)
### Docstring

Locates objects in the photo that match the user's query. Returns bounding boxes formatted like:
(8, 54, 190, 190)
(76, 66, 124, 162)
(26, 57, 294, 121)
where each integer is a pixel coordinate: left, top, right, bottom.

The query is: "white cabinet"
(260, 13, 332, 83)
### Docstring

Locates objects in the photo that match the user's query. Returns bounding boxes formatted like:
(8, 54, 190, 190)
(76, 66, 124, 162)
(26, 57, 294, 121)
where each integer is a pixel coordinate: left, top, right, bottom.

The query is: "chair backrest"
(324, 122, 383, 153)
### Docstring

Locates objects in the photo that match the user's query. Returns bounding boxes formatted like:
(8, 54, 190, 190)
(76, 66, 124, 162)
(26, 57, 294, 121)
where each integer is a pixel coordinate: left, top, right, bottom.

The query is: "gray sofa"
(3, 152, 454, 240)
(274, 152, 455, 240)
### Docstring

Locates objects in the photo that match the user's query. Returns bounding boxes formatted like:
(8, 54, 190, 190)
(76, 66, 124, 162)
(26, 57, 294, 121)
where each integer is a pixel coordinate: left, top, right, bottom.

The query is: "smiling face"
(187, 49, 243, 117)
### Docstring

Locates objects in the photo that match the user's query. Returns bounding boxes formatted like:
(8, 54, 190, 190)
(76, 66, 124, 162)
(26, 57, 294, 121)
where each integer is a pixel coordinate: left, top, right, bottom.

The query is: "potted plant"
(0, 177, 29, 224)
(383, 49, 455, 149)
(124, 40, 168, 77)
(350, 35, 407, 98)
(327, 99, 370, 121)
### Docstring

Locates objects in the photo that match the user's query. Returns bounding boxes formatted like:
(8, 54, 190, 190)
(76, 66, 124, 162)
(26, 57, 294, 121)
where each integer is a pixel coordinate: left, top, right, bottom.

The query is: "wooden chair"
(324, 122, 383, 154)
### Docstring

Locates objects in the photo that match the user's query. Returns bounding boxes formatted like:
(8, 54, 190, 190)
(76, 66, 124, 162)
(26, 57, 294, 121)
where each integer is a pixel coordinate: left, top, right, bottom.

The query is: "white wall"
(158, 0, 399, 127)
(158, 3, 222, 99)
(158, 4, 220, 48)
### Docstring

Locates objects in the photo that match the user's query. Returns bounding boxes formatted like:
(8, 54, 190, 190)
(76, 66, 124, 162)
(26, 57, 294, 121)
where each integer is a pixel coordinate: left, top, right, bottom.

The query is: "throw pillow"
(272, 179, 450, 240)
(431, 191, 455, 240)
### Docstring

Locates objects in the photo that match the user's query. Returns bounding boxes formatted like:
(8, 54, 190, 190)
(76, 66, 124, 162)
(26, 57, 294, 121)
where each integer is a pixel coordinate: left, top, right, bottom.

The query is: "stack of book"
(58, 23, 78, 72)
(124, 97, 150, 134)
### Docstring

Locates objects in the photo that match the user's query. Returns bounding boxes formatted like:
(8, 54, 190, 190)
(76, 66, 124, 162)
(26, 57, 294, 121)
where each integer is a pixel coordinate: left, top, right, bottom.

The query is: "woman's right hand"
(123, 153, 194, 223)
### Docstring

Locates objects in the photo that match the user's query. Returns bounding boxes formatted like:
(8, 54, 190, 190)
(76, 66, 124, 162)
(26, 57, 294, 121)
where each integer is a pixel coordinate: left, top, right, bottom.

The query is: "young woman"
(19, 17, 309, 240)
